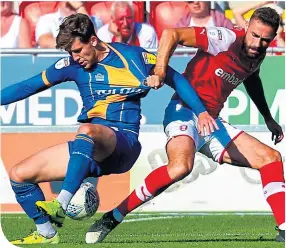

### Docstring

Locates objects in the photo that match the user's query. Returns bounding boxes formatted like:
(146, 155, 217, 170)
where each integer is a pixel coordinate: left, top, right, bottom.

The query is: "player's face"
(244, 19, 276, 58)
(69, 38, 97, 69)
(113, 6, 134, 38)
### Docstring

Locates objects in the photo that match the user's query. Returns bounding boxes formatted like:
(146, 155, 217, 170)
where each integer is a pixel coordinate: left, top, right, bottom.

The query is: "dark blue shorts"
(68, 128, 141, 177)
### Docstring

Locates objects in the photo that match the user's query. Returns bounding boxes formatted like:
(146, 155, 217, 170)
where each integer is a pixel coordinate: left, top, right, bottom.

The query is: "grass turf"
(1, 213, 284, 247)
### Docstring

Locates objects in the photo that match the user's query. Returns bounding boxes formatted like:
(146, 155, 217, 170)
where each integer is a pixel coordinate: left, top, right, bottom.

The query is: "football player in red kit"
(85, 7, 285, 243)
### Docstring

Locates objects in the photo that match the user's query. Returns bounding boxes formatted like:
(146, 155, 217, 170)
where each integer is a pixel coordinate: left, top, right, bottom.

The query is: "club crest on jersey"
(95, 73, 105, 81)
(142, 52, 156, 64)
(55, 57, 70, 69)
(208, 28, 223, 41)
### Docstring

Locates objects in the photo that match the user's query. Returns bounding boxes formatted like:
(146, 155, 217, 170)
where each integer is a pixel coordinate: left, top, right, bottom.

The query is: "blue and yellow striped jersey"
(1, 43, 207, 132)
(42, 43, 155, 131)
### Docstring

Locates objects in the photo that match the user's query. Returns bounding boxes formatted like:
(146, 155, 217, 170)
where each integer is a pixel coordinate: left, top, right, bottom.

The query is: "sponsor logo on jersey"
(94, 87, 144, 97)
(215, 68, 245, 86)
(95, 73, 105, 81)
(55, 57, 70, 69)
(142, 52, 156, 64)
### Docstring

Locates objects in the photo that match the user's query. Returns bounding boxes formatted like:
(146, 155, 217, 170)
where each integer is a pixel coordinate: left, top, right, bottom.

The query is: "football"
(66, 182, 100, 221)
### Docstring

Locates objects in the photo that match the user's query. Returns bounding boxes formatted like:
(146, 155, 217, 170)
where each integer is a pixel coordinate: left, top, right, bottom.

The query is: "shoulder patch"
(142, 52, 156, 64)
(55, 57, 70, 69)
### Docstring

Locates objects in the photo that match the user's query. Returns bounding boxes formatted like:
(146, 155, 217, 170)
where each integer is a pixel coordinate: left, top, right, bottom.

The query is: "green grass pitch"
(1, 213, 284, 247)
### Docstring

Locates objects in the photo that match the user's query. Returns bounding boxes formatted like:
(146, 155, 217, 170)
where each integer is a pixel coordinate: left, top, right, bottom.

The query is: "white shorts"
(164, 102, 243, 163)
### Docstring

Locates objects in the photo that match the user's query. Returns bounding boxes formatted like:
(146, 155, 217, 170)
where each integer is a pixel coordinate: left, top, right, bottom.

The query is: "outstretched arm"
(1, 72, 51, 105)
(244, 70, 284, 144)
(146, 66, 219, 135)
(1, 57, 75, 105)
(164, 66, 205, 116)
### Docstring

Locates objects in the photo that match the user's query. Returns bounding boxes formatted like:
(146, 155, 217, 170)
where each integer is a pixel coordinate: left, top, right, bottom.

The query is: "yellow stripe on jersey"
(87, 94, 127, 119)
(101, 65, 141, 87)
(42, 70, 51, 86)
(98, 45, 141, 87)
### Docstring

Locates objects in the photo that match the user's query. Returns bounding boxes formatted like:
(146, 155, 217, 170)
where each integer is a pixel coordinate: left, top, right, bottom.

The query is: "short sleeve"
(193, 26, 239, 55)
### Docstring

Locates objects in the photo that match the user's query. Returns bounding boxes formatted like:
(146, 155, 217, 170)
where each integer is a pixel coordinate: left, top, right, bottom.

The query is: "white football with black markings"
(66, 182, 100, 221)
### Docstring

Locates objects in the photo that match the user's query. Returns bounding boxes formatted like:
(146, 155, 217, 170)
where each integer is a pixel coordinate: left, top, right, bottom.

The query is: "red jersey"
(182, 26, 265, 118)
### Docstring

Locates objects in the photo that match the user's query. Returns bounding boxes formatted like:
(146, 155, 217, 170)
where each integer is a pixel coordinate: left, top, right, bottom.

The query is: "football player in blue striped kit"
(1, 13, 218, 244)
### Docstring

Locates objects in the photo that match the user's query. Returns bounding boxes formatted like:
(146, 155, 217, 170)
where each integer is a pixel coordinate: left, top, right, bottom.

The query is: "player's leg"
(36, 123, 117, 225)
(85, 101, 199, 243)
(221, 131, 285, 241)
(86, 132, 197, 243)
(57, 124, 117, 208)
(9, 143, 70, 244)
(115, 135, 195, 215)
(85, 128, 144, 243)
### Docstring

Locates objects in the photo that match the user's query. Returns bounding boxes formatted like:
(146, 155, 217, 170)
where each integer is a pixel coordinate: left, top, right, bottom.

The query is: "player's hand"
(144, 75, 164, 90)
(197, 111, 219, 136)
(265, 117, 284, 145)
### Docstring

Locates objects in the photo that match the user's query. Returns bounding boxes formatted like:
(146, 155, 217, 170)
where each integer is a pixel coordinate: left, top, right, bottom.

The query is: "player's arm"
(154, 26, 237, 84)
(1, 57, 75, 105)
(164, 66, 205, 115)
(154, 27, 197, 80)
(1, 73, 51, 105)
(147, 66, 219, 135)
(243, 70, 271, 119)
(243, 70, 284, 144)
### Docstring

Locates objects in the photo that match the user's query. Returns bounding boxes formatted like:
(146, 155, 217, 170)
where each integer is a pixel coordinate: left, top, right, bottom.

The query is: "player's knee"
(9, 165, 25, 183)
(256, 149, 282, 169)
(264, 149, 282, 164)
(77, 124, 98, 138)
(168, 161, 193, 181)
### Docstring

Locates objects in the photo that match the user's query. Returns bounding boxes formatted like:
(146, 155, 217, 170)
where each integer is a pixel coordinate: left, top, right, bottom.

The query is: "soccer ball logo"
(66, 182, 100, 221)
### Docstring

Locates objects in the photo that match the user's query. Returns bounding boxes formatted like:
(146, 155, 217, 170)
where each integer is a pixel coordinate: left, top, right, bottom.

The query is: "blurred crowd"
(0, 1, 285, 54)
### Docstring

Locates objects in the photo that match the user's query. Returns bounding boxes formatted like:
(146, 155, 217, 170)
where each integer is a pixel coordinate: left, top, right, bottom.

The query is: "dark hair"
(56, 13, 96, 51)
(250, 7, 280, 33)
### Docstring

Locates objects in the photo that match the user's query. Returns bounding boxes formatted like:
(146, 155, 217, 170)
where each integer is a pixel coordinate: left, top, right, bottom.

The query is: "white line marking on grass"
(128, 212, 272, 217)
(124, 213, 272, 224)
(2, 212, 272, 219)
(123, 216, 184, 223)
(112, 232, 273, 238)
